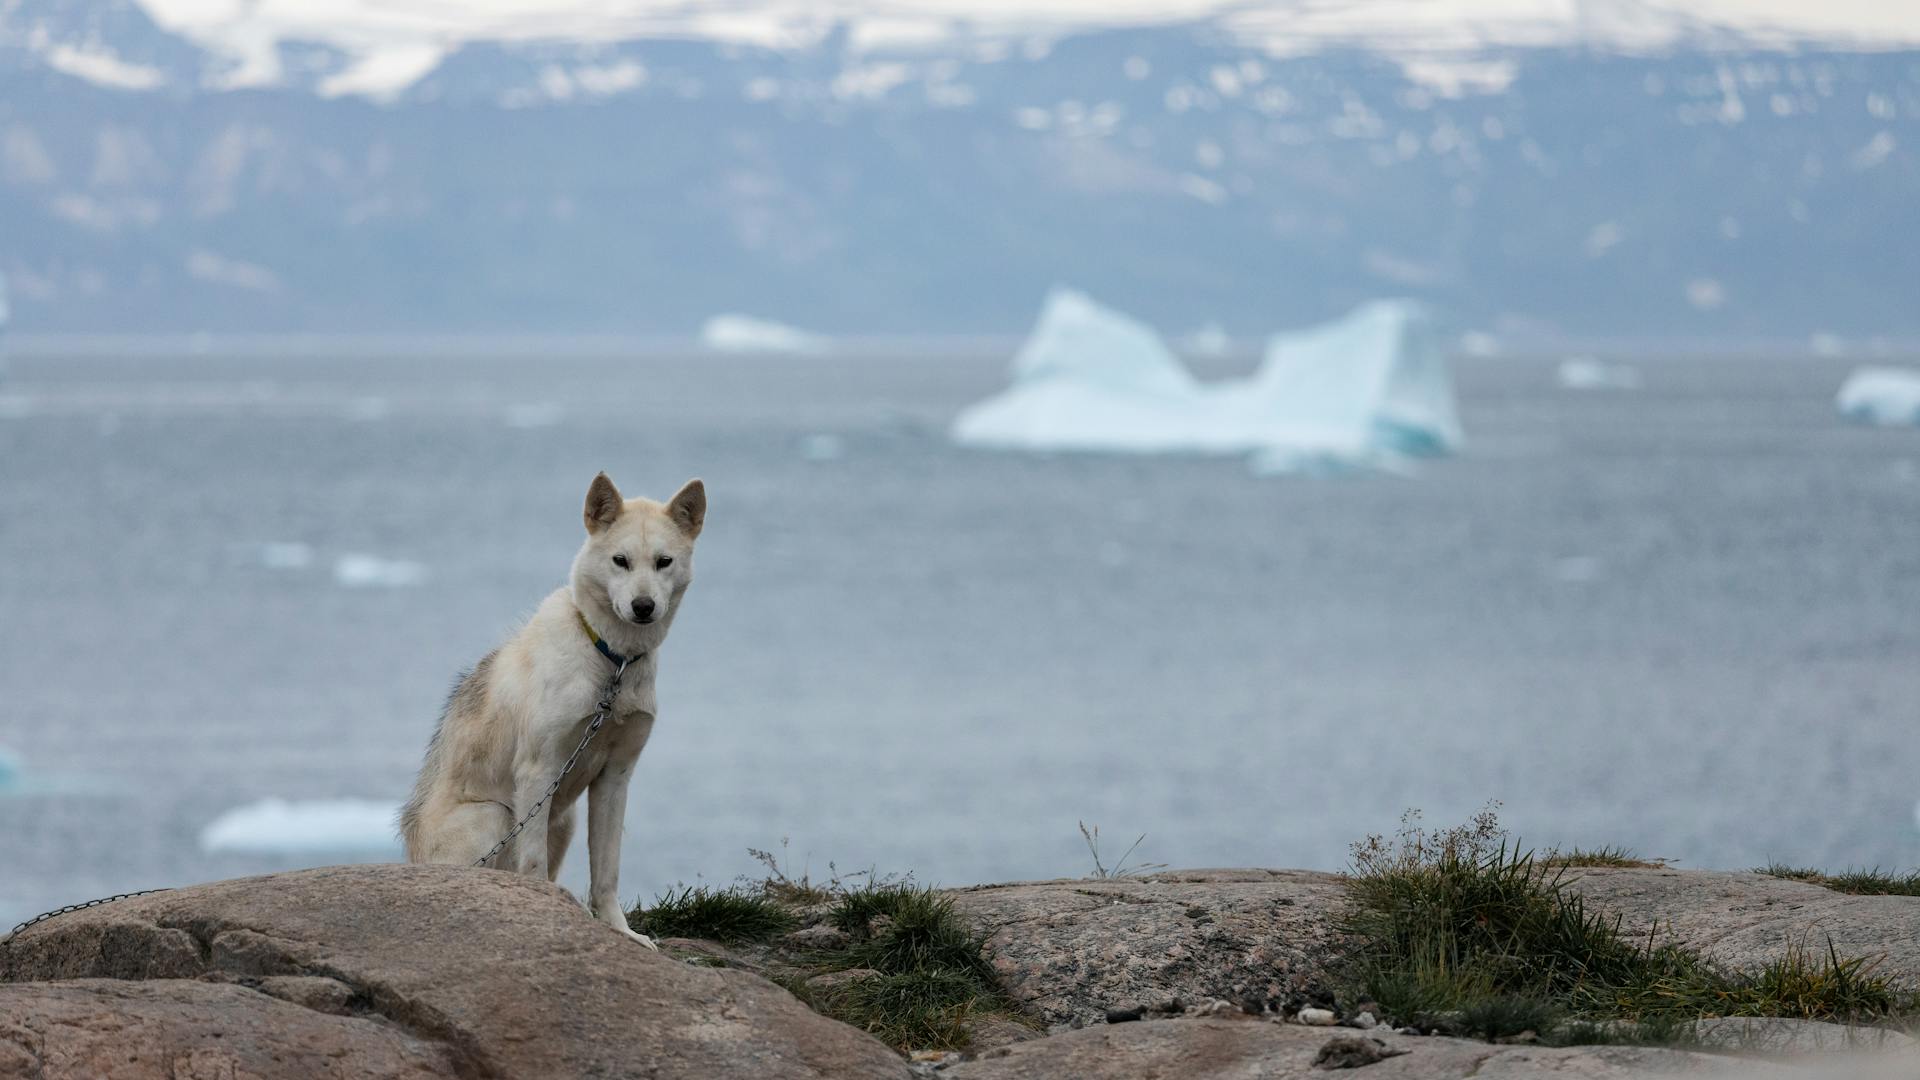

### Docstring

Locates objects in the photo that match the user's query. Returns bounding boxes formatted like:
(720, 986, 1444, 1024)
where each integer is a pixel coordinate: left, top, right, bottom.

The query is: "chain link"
(7, 889, 173, 940)
(4, 658, 630, 942)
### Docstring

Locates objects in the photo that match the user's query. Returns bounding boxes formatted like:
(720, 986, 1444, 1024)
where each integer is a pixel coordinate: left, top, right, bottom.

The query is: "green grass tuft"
(797, 883, 1016, 1051)
(1343, 808, 1908, 1045)
(1543, 846, 1666, 869)
(627, 885, 798, 945)
(829, 885, 996, 980)
(1078, 820, 1167, 879)
(1454, 994, 1562, 1040)
(791, 969, 990, 1050)
(1757, 865, 1920, 897)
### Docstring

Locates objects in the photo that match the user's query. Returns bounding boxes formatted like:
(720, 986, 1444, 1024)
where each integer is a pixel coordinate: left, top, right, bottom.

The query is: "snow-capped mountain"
(0, 0, 1915, 342)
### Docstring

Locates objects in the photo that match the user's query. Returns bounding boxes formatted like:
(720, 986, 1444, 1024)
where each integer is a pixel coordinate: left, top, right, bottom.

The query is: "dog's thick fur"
(399, 472, 704, 947)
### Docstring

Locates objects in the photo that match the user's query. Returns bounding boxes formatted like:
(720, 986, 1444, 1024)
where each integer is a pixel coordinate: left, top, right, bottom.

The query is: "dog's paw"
(621, 926, 659, 950)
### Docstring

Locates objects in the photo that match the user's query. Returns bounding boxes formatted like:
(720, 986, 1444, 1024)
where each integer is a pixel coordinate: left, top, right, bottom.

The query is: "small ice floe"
(199, 798, 401, 855)
(1557, 357, 1642, 391)
(1836, 367, 1920, 427)
(503, 402, 564, 429)
(952, 289, 1463, 476)
(254, 542, 314, 570)
(798, 433, 845, 461)
(333, 554, 427, 588)
(699, 314, 830, 355)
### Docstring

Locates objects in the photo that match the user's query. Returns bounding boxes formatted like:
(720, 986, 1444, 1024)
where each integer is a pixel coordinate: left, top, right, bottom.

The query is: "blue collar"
(577, 610, 640, 667)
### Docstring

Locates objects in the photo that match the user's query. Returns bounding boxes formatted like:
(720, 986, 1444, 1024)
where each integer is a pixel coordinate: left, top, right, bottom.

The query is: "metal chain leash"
(7, 889, 174, 940)
(4, 658, 629, 942)
(472, 656, 627, 868)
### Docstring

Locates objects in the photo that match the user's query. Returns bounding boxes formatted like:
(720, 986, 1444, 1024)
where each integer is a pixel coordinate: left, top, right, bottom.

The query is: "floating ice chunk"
(1249, 299, 1463, 462)
(199, 798, 401, 854)
(700, 314, 829, 355)
(1007, 289, 1194, 398)
(1837, 367, 1920, 427)
(954, 291, 1461, 475)
(333, 554, 427, 588)
(1557, 357, 1642, 391)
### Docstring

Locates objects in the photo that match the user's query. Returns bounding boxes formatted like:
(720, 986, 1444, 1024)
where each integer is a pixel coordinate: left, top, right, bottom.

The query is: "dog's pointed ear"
(668, 478, 705, 538)
(584, 472, 623, 534)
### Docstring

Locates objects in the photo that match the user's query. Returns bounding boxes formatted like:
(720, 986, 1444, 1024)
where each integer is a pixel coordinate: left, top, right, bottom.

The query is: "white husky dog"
(400, 472, 705, 947)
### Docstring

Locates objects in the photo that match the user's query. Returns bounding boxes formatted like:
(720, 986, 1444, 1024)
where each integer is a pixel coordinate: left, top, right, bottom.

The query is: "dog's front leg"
(588, 761, 655, 948)
(509, 771, 553, 881)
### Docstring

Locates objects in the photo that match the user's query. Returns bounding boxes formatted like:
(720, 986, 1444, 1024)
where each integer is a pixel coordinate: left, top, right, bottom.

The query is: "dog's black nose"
(631, 597, 656, 621)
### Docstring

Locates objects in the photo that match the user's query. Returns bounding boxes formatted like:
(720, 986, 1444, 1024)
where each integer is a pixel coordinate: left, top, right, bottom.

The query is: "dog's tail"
(397, 652, 496, 861)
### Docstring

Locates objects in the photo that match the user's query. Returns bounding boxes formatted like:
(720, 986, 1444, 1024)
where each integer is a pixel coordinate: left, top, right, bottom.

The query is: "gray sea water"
(2, 347, 1917, 927)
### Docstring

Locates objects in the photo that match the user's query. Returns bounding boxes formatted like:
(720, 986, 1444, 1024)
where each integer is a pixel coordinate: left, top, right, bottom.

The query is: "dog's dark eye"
(612, 554, 630, 569)
(655, 555, 673, 570)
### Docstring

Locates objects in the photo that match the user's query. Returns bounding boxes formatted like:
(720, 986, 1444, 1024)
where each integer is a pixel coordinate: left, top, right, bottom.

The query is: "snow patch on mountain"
(318, 42, 447, 100)
(41, 42, 164, 88)
(130, 1, 1920, 101)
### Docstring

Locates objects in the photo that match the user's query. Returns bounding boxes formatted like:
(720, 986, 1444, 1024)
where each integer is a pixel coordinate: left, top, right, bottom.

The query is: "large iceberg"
(952, 290, 1462, 472)
(199, 798, 401, 855)
(1836, 367, 1920, 427)
(699, 314, 830, 355)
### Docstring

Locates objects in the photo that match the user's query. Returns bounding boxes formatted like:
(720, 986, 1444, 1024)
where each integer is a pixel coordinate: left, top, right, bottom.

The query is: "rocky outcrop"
(942, 1016, 1813, 1079)
(1557, 868, 1920, 981)
(0, 979, 458, 1078)
(8, 863, 1920, 1078)
(0, 864, 907, 1080)
(946, 869, 1351, 1026)
(1691, 1017, 1919, 1056)
(944, 866, 1920, 1029)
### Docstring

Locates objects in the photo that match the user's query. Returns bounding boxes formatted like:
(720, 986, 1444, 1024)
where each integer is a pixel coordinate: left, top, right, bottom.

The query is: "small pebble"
(1297, 1007, 1338, 1026)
